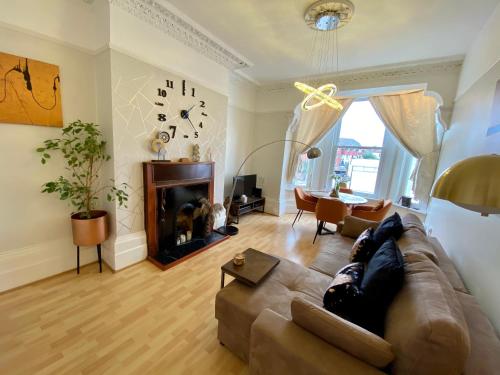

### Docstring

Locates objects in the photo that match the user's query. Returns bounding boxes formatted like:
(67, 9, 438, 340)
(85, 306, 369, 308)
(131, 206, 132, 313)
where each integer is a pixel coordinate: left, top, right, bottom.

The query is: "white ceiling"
(166, 0, 500, 84)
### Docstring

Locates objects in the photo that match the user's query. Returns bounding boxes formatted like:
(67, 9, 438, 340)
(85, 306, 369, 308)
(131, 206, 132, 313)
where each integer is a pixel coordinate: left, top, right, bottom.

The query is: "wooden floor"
(0, 212, 336, 375)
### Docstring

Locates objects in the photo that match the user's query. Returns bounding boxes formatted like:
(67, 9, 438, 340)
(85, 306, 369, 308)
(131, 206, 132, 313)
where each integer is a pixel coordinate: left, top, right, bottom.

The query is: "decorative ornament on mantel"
(294, 0, 355, 112)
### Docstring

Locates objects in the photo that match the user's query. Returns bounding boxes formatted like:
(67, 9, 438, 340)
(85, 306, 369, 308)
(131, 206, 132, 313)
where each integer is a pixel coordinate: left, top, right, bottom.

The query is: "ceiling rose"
(304, 0, 355, 31)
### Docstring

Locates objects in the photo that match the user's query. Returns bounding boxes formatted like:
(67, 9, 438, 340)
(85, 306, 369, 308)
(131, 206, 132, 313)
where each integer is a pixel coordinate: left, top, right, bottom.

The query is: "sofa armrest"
(291, 297, 394, 368)
(249, 309, 386, 375)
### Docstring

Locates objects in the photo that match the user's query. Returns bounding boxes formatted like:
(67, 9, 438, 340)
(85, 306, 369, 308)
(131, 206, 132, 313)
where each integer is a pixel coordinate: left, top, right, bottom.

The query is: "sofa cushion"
(308, 235, 353, 277)
(428, 237, 468, 293)
(397, 223, 439, 265)
(372, 212, 404, 247)
(401, 213, 426, 233)
(350, 228, 377, 263)
(359, 238, 405, 336)
(457, 291, 500, 375)
(341, 215, 380, 239)
(291, 297, 395, 368)
(216, 257, 332, 345)
(385, 251, 470, 375)
(323, 262, 364, 322)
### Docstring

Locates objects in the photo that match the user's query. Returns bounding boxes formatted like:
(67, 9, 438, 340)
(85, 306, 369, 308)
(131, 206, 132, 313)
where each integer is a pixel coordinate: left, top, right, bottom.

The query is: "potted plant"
(329, 173, 351, 198)
(37, 120, 128, 248)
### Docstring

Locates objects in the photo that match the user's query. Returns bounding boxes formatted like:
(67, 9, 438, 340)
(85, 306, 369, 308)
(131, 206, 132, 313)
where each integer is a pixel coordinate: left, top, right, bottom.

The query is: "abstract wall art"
(0, 51, 62, 127)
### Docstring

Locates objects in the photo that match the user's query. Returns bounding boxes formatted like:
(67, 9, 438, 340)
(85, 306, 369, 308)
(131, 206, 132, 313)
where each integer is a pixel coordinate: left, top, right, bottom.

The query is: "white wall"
(426, 3, 500, 331)
(455, 4, 500, 99)
(0, 25, 99, 291)
(0, 0, 106, 52)
(224, 74, 258, 194)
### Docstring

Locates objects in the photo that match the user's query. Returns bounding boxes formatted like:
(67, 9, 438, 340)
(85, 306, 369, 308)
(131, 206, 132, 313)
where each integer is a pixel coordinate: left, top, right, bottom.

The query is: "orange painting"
(0, 51, 63, 127)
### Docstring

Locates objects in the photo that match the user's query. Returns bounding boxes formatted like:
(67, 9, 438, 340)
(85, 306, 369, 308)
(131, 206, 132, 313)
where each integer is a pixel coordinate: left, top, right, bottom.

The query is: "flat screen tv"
(233, 174, 257, 199)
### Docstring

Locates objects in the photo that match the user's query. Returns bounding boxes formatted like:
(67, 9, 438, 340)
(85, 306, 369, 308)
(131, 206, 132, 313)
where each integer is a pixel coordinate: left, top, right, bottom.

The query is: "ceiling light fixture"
(295, 0, 355, 112)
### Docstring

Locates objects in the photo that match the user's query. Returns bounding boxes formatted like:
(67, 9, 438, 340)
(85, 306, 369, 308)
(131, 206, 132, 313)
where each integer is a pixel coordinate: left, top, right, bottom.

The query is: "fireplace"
(143, 161, 228, 270)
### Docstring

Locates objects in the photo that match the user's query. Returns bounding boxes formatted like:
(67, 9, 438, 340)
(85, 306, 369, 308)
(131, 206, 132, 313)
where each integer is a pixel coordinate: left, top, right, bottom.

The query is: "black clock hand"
(186, 104, 196, 114)
(187, 117, 197, 132)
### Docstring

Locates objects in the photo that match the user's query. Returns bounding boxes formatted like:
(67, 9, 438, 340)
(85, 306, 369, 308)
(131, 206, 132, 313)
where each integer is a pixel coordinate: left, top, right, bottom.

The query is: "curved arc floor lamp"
(218, 140, 322, 236)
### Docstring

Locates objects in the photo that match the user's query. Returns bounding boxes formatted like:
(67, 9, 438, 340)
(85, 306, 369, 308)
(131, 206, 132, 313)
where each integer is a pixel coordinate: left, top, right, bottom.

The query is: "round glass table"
(308, 191, 368, 205)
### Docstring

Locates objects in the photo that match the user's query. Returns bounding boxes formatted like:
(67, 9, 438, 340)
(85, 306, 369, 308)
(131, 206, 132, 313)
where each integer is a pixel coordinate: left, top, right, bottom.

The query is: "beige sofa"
(215, 214, 500, 375)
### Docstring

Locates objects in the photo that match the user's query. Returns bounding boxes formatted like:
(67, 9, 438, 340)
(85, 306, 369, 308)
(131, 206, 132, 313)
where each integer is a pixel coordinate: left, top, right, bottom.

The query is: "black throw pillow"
(372, 212, 404, 247)
(323, 262, 364, 322)
(358, 237, 405, 336)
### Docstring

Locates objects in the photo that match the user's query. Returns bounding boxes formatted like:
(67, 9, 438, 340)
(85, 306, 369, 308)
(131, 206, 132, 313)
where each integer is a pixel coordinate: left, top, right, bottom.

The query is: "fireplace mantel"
(143, 161, 226, 270)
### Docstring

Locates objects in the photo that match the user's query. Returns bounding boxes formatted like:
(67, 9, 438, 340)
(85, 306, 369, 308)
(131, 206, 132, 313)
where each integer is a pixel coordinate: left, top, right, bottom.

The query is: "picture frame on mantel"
(0, 51, 63, 127)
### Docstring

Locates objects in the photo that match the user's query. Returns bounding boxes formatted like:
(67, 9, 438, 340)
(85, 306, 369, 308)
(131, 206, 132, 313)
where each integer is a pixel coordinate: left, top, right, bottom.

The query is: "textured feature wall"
(110, 51, 228, 237)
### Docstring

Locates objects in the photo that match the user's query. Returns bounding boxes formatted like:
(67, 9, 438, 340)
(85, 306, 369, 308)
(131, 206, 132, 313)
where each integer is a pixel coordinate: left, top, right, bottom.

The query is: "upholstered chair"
(313, 198, 349, 244)
(292, 187, 318, 227)
(351, 199, 393, 221)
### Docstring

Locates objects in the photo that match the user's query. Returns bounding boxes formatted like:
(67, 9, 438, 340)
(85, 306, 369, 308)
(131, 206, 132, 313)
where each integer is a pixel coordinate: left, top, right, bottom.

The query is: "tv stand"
(230, 196, 265, 224)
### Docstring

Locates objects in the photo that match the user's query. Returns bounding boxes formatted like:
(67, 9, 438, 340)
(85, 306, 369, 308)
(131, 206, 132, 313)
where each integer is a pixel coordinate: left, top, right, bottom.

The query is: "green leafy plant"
(37, 120, 128, 219)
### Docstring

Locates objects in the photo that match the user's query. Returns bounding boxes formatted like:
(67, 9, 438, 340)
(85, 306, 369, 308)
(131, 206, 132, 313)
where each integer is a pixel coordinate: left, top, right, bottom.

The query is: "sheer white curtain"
(286, 98, 353, 183)
(369, 90, 442, 206)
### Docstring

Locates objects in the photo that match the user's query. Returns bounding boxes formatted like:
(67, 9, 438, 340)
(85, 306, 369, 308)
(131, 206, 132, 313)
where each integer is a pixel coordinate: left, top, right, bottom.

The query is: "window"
(332, 101, 386, 194)
(292, 99, 417, 202)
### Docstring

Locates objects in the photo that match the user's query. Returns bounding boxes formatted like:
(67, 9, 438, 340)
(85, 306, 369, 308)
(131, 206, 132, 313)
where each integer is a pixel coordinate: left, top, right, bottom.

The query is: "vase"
(71, 210, 109, 246)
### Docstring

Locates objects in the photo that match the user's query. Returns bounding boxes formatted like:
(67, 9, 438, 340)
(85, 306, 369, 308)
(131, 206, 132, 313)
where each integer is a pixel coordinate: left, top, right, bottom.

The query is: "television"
(233, 174, 257, 199)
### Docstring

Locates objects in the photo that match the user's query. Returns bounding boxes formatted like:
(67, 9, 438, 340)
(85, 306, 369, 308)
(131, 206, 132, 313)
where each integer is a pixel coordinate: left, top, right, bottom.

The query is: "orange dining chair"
(292, 187, 318, 227)
(351, 199, 393, 221)
(313, 198, 349, 244)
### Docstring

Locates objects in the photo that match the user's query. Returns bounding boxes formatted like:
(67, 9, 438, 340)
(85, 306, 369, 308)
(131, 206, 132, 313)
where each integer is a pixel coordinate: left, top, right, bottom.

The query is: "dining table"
(308, 191, 368, 205)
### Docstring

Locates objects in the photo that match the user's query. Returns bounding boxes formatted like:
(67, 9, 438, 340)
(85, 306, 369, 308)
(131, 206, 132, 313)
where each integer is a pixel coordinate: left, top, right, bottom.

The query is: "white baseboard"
(110, 231, 148, 271)
(0, 237, 98, 293)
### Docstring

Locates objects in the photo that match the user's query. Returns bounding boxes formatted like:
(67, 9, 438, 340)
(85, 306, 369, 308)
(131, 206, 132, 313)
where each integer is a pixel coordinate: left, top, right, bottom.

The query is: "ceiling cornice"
(109, 0, 251, 71)
(260, 58, 464, 91)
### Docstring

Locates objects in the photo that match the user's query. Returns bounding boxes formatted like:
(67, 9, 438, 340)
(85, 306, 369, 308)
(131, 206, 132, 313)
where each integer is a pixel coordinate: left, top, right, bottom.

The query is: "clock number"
(158, 113, 166, 122)
(201, 112, 207, 117)
(199, 100, 206, 108)
(169, 125, 177, 139)
(191, 88, 196, 97)
(194, 131, 199, 139)
(165, 80, 174, 89)
(199, 121, 203, 129)
(182, 80, 186, 96)
(157, 88, 167, 97)
(183, 135, 189, 139)
(154, 102, 164, 107)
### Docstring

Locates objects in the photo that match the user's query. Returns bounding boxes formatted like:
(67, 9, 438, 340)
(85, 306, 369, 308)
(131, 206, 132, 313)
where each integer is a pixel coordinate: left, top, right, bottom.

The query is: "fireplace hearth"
(143, 162, 228, 270)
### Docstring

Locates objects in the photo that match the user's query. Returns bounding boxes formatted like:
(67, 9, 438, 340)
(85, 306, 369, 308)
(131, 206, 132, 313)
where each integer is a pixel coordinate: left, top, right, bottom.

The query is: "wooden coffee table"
(220, 248, 280, 289)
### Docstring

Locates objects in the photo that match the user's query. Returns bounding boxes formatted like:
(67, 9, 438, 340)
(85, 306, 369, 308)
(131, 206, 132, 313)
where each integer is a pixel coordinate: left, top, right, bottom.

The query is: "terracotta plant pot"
(71, 210, 109, 246)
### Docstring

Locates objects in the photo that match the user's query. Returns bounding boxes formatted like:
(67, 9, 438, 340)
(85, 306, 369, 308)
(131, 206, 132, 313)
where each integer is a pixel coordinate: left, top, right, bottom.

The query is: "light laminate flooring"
(0, 212, 338, 375)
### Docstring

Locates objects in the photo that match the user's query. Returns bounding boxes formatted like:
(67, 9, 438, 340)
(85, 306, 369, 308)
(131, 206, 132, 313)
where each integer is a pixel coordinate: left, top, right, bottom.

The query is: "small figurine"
(192, 144, 201, 162)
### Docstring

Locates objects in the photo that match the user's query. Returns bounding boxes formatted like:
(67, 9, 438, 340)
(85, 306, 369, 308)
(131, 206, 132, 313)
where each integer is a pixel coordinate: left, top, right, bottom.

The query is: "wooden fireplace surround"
(143, 161, 225, 270)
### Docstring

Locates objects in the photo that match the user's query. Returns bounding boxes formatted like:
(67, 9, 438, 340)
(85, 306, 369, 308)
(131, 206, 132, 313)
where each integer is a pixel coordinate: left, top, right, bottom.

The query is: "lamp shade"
(431, 154, 500, 216)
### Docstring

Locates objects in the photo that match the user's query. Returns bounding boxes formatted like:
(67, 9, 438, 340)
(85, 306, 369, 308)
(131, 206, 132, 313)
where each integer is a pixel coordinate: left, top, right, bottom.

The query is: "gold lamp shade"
(431, 154, 500, 216)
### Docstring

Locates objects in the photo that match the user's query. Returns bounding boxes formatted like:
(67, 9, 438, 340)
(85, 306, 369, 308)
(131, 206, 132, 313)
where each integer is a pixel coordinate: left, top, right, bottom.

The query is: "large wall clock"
(154, 78, 209, 143)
